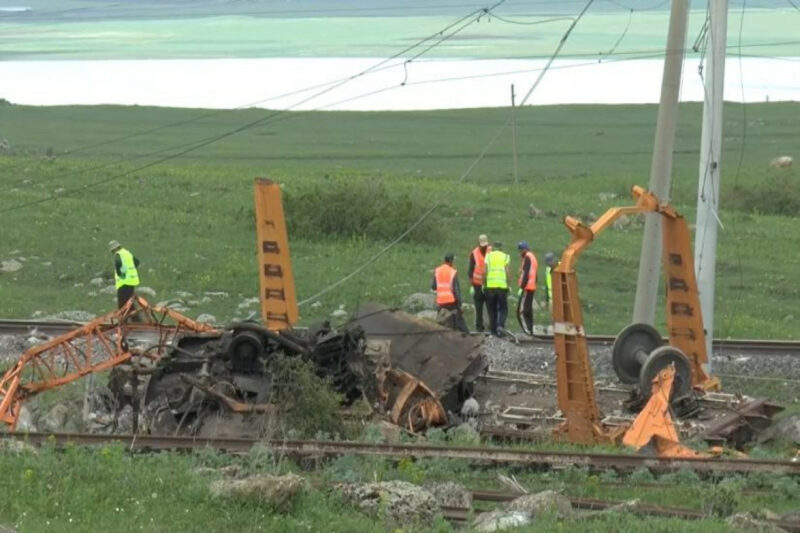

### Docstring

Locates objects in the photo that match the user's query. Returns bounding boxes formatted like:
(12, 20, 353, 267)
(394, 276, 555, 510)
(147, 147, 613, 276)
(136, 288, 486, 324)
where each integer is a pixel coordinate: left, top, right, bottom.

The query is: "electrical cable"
(296, 0, 597, 307)
(598, 8, 634, 61)
(0, 2, 505, 214)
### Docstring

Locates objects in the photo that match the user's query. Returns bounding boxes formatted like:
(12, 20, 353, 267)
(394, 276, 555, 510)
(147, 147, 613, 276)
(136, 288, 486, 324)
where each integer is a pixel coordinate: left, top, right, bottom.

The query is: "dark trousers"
(472, 284, 486, 331)
(117, 285, 136, 308)
(485, 288, 509, 335)
(520, 289, 535, 334)
(439, 303, 469, 334)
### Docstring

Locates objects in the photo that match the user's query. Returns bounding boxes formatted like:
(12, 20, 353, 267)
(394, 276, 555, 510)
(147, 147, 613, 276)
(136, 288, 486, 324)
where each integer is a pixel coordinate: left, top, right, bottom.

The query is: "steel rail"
(468, 491, 800, 531)
(2, 432, 797, 476)
(2, 319, 796, 355)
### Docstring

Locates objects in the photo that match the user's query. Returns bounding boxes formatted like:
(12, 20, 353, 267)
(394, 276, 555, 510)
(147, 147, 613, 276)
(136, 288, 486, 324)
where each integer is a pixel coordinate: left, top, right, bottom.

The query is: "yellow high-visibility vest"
(485, 250, 509, 289)
(114, 248, 140, 289)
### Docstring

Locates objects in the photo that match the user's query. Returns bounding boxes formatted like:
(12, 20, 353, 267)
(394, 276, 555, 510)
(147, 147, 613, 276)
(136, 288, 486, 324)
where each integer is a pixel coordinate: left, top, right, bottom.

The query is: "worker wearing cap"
(543, 252, 558, 310)
(483, 242, 511, 337)
(431, 252, 468, 333)
(467, 234, 492, 332)
(516, 241, 538, 335)
(109, 240, 140, 309)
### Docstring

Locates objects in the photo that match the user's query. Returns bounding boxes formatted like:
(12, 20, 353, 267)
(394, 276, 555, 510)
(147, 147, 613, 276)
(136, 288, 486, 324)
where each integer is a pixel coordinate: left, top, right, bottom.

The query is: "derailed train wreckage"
(0, 296, 485, 436)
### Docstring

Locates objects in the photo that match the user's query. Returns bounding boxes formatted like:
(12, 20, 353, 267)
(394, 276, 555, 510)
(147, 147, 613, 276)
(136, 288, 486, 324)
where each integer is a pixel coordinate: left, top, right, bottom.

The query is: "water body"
(0, 56, 797, 110)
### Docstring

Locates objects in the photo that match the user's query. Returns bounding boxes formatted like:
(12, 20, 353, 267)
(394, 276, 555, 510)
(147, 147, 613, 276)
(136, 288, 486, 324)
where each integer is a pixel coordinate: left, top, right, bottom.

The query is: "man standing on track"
(109, 240, 141, 309)
(516, 241, 538, 335)
(467, 234, 491, 332)
(432, 252, 469, 333)
(483, 241, 511, 337)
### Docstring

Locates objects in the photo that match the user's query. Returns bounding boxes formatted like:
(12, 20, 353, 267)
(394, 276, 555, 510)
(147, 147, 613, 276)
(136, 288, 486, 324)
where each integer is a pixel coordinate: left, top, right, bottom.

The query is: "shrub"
(268, 354, 345, 438)
(726, 173, 800, 216)
(702, 479, 742, 517)
(283, 176, 446, 244)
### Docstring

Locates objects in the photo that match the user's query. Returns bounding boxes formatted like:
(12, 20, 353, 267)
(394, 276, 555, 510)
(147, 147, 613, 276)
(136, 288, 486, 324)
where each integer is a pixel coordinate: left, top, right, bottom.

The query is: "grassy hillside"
(0, 101, 797, 338)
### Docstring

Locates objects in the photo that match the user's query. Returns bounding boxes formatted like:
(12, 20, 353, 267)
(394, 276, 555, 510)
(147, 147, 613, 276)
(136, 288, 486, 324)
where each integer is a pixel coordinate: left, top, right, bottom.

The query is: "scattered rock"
(374, 420, 402, 443)
(196, 313, 217, 324)
(41, 404, 70, 432)
(339, 481, 438, 527)
(612, 214, 632, 231)
(527, 204, 544, 219)
(755, 509, 782, 521)
(210, 474, 305, 510)
(726, 512, 788, 533)
(310, 301, 322, 309)
(204, 291, 229, 298)
(237, 297, 260, 310)
(599, 192, 619, 202)
(219, 465, 241, 478)
(473, 509, 531, 532)
(402, 292, 435, 312)
(506, 490, 573, 519)
(461, 397, 480, 417)
(759, 414, 800, 445)
(0, 439, 37, 455)
(330, 305, 348, 319)
(425, 482, 473, 509)
(115, 405, 134, 433)
(0, 259, 23, 273)
(770, 156, 793, 168)
(14, 405, 37, 433)
(100, 285, 116, 295)
(175, 291, 194, 299)
(507, 384, 518, 395)
(89, 277, 105, 286)
(137, 286, 157, 297)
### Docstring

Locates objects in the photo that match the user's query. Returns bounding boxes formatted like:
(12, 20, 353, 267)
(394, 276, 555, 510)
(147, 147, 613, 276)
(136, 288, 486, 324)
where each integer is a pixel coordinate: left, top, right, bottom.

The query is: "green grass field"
(0, 101, 797, 339)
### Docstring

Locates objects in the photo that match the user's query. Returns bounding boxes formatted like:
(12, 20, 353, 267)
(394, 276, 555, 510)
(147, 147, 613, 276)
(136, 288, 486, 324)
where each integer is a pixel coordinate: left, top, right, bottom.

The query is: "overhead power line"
(0, 1, 507, 212)
(297, 0, 597, 307)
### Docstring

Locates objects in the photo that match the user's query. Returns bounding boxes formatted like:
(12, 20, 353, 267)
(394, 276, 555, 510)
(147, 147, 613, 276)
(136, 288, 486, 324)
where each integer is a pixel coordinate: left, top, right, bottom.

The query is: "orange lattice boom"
(0, 297, 217, 431)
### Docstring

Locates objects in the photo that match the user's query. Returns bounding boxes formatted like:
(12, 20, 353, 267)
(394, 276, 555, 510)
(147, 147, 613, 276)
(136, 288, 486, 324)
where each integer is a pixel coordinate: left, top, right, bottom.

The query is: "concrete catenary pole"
(632, 0, 690, 325)
(695, 0, 728, 371)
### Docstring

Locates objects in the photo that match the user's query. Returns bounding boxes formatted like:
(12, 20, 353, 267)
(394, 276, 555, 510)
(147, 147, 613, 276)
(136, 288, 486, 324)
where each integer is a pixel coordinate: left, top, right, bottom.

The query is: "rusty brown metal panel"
(254, 178, 298, 330)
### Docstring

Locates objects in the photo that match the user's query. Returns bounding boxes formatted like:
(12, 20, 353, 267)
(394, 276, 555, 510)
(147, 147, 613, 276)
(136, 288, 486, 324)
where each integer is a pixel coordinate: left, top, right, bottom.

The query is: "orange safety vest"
(471, 246, 491, 286)
(519, 251, 538, 291)
(434, 263, 457, 305)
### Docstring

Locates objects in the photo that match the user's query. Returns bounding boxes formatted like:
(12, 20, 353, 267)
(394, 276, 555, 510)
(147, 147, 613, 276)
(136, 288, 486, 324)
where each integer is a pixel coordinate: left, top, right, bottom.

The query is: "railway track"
(442, 490, 800, 531)
(2, 319, 797, 356)
(2, 432, 798, 476)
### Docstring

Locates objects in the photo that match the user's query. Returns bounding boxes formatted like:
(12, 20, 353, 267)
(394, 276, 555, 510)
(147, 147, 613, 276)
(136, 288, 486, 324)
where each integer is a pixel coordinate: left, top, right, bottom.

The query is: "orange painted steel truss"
(0, 297, 218, 430)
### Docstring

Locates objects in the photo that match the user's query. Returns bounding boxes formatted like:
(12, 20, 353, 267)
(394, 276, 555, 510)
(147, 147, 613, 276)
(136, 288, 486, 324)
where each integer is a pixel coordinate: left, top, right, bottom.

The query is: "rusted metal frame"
(180, 375, 275, 414)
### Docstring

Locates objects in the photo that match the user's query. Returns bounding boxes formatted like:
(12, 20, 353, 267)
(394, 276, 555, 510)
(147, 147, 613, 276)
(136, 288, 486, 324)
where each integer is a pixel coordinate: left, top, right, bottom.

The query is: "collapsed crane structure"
(0, 179, 475, 435)
(551, 185, 721, 449)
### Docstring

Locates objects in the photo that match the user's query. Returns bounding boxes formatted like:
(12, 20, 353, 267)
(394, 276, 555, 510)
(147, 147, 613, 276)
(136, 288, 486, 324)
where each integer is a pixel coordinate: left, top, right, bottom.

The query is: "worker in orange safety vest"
(516, 241, 538, 336)
(431, 252, 469, 333)
(467, 234, 491, 332)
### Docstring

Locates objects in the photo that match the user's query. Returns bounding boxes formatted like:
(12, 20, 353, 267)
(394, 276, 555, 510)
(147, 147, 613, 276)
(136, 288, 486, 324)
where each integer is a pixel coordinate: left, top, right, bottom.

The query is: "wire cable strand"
(297, 0, 597, 307)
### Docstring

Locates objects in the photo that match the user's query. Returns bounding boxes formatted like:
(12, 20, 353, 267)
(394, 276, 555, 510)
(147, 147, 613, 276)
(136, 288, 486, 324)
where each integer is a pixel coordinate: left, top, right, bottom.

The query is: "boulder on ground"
(425, 482, 472, 509)
(0, 259, 22, 273)
(402, 293, 435, 312)
(339, 480, 438, 527)
(770, 156, 793, 168)
(473, 509, 531, 532)
(759, 414, 800, 445)
(210, 473, 305, 510)
(506, 490, 573, 519)
(41, 404, 70, 432)
(196, 314, 216, 324)
(726, 512, 788, 533)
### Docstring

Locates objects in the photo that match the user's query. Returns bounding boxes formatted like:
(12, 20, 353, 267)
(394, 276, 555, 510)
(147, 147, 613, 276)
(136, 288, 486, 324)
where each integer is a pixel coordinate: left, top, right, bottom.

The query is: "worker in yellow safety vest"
(516, 241, 538, 336)
(109, 240, 141, 309)
(483, 242, 511, 337)
(543, 251, 557, 310)
(467, 234, 491, 332)
(431, 252, 468, 333)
